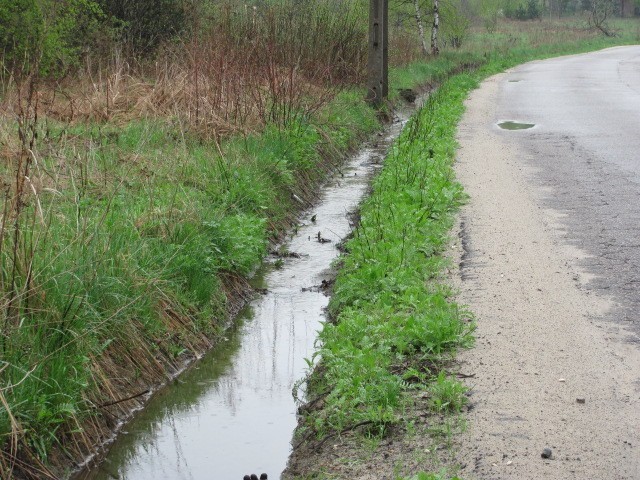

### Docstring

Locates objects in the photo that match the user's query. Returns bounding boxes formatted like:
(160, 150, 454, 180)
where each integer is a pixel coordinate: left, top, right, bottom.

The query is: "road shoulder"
(453, 72, 640, 479)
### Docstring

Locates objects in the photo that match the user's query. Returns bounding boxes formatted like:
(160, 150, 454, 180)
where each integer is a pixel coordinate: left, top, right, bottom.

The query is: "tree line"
(1, 0, 637, 82)
(1, 0, 190, 78)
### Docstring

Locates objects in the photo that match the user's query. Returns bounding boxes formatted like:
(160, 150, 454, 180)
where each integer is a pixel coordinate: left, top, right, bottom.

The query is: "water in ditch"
(77, 110, 411, 480)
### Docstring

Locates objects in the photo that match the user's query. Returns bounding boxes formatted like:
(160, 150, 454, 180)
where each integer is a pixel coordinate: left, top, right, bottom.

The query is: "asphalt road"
(454, 46, 640, 479)
(495, 46, 640, 341)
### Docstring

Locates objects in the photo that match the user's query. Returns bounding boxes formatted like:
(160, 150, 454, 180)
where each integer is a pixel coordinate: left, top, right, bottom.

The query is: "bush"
(441, 1, 471, 48)
(97, 0, 187, 56)
(505, 0, 542, 20)
(0, 0, 105, 77)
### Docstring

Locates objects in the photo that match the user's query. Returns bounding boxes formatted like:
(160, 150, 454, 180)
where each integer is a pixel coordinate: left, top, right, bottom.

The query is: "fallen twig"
(97, 389, 150, 409)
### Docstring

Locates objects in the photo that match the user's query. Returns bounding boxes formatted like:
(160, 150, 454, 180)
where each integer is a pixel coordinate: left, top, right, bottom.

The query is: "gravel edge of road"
(452, 67, 640, 480)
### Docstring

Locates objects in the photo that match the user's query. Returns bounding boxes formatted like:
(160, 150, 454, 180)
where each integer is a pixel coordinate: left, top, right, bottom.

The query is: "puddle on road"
(508, 79, 522, 83)
(76, 109, 411, 480)
(498, 121, 535, 130)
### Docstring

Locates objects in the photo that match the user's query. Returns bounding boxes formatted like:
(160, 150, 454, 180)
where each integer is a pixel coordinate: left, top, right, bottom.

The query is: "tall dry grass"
(5, 1, 368, 137)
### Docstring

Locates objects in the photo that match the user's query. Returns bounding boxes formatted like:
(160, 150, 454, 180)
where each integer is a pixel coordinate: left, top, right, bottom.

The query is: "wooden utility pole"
(367, 0, 388, 107)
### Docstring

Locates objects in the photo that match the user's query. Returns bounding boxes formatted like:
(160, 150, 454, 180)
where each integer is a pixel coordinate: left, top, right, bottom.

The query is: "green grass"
(389, 51, 480, 96)
(0, 90, 382, 467)
(402, 473, 461, 480)
(303, 73, 477, 440)
(2, 53, 481, 468)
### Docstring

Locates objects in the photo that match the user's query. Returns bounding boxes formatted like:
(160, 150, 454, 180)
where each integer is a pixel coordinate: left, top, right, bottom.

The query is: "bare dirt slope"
(454, 70, 640, 479)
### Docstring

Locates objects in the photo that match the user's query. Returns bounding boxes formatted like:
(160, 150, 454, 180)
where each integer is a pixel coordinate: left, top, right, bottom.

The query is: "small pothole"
(498, 121, 535, 130)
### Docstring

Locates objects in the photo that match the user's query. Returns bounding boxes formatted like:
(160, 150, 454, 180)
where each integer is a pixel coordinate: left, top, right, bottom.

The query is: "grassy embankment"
(290, 18, 639, 480)
(0, 3, 379, 475)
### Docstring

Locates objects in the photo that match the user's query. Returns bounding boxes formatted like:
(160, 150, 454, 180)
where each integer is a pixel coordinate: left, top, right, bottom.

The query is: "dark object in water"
(317, 231, 331, 243)
(244, 476, 251, 480)
(251, 475, 259, 480)
(260, 475, 268, 480)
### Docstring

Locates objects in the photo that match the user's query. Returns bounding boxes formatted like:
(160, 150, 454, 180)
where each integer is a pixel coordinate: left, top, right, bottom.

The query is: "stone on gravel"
(541, 448, 553, 459)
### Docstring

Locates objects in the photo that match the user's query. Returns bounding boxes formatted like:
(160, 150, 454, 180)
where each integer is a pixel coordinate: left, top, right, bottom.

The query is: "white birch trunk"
(413, 0, 429, 56)
(431, 0, 440, 56)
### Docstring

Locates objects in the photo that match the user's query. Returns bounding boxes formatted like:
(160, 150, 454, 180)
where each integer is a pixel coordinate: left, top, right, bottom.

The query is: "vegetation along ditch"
(75, 92, 413, 480)
(1, 0, 639, 478)
(285, 26, 640, 480)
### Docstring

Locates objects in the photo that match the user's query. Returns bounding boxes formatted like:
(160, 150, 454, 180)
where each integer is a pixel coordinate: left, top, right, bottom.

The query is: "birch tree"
(431, 0, 439, 55)
(413, 0, 429, 55)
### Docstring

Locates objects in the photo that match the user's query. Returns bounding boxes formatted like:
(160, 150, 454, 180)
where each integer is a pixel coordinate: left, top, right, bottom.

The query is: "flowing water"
(77, 111, 410, 480)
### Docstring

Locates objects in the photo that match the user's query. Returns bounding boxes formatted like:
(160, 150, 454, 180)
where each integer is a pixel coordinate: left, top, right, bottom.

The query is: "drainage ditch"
(76, 105, 415, 480)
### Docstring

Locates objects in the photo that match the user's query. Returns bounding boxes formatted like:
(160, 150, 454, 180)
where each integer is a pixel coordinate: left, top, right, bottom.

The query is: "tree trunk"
(431, 0, 439, 56)
(413, 0, 429, 56)
(621, 0, 634, 17)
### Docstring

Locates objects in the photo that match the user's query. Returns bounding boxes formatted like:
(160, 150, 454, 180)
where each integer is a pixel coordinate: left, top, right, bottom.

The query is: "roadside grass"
(402, 473, 461, 480)
(302, 73, 478, 441)
(295, 15, 638, 480)
(389, 17, 639, 99)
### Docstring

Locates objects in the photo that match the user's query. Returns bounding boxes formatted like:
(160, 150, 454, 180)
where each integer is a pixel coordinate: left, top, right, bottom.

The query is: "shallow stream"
(77, 109, 411, 480)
